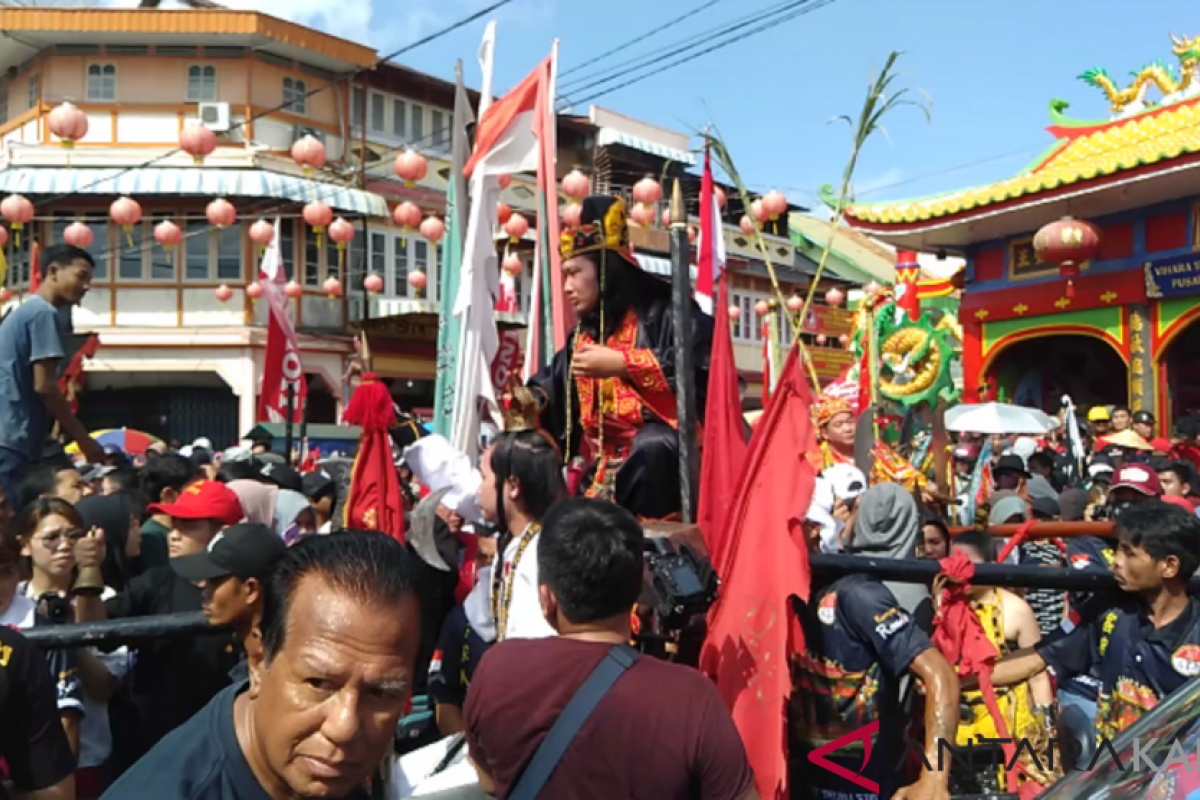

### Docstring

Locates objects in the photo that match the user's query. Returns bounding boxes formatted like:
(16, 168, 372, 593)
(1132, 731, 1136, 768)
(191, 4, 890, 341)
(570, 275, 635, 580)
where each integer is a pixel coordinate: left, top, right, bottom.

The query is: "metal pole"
(298, 382, 309, 464)
(284, 382, 295, 461)
(669, 179, 699, 523)
(23, 612, 221, 649)
(809, 553, 1143, 592)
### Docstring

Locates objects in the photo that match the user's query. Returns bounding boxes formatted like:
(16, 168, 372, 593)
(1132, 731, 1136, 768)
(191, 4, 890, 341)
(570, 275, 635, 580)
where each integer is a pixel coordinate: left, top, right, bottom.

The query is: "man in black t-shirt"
(102, 532, 423, 800)
(428, 602, 491, 736)
(0, 625, 76, 800)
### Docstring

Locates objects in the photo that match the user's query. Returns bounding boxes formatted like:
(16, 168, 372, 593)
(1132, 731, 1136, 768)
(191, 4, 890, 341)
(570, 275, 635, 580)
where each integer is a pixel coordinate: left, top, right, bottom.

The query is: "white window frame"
(180, 219, 245, 283)
(0, 82, 9, 125)
(369, 91, 386, 133)
(186, 65, 217, 102)
(26, 73, 37, 110)
(391, 97, 406, 139)
(350, 85, 365, 127)
(409, 101, 425, 145)
(282, 76, 307, 115)
(370, 232, 438, 300)
(86, 64, 116, 102)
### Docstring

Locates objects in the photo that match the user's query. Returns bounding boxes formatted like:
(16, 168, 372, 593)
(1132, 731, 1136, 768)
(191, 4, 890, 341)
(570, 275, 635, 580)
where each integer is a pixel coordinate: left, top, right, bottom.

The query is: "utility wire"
(567, 0, 835, 107)
(558, 0, 725, 78)
(25, 0, 511, 209)
(558, 0, 813, 99)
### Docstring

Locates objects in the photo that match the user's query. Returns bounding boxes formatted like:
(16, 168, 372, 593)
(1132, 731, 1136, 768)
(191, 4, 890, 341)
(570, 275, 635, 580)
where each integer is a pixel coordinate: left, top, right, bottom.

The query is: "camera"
(641, 538, 719, 637)
(37, 592, 73, 625)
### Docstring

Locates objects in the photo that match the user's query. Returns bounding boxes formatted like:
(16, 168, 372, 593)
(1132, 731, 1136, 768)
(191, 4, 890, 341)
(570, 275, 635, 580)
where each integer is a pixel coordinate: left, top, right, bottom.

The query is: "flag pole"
(284, 383, 296, 462)
(669, 179, 699, 522)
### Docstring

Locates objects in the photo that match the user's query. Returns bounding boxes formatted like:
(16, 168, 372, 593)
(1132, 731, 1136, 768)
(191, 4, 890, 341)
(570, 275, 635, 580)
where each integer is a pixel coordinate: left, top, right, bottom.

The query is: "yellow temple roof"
(844, 96, 1200, 225)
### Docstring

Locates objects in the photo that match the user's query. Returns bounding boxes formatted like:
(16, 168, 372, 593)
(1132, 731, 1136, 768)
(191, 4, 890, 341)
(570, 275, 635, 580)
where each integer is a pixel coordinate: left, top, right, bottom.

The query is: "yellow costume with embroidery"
(809, 396, 926, 490)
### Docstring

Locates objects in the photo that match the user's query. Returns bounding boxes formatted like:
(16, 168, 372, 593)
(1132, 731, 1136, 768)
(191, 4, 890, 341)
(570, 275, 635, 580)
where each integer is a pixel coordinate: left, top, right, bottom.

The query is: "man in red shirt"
(464, 499, 756, 800)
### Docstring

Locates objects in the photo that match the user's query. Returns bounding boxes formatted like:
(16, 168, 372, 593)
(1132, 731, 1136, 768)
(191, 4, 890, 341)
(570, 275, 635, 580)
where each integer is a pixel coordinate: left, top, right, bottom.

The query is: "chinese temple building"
(841, 31, 1200, 429)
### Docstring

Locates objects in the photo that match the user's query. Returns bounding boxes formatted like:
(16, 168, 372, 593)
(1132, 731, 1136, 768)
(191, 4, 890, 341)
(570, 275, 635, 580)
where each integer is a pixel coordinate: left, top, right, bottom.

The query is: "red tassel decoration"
(342, 372, 396, 433)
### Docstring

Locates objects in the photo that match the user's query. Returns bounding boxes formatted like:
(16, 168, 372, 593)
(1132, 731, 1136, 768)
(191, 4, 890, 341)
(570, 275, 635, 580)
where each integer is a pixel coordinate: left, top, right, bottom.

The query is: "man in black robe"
(526, 195, 712, 519)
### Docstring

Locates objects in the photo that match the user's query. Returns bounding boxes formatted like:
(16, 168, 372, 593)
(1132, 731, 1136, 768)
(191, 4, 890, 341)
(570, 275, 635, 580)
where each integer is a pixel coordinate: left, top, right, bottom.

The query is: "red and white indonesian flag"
(256, 217, 307, 424)
(451, 35, 559, 461)
(695, 147, 726, 315)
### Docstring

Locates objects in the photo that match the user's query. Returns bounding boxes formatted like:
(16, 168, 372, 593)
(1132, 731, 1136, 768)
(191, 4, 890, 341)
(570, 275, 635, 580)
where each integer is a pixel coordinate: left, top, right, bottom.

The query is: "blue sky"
(128, 0, 1200, 210)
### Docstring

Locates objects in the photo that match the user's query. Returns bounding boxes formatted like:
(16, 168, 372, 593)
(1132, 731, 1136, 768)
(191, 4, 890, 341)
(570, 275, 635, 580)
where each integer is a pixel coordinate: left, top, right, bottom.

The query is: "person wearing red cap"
(74, 479, 245, 766)
(1109, 463, 1164, 511)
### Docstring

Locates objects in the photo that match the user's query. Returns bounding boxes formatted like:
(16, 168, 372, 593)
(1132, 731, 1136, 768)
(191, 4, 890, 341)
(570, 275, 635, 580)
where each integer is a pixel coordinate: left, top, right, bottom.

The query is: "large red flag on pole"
(700, 345, 817, 800)
(256, 219, 306, 424)
(694, 145, 725, 314)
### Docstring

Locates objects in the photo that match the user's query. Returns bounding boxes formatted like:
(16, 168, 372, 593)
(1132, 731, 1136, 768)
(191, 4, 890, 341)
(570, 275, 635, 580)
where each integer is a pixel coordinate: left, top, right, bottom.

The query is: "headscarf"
(76, 493, 141, 591)
(274, 489, 311, 544)
(848, 483, 928, 614)
(988, 495, 1028, 525)
(227, 479, 278, 527)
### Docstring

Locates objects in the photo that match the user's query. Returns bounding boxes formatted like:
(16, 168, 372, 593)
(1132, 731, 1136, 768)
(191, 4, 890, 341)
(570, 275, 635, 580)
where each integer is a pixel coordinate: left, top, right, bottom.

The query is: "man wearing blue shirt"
(0, 244, 103, 501)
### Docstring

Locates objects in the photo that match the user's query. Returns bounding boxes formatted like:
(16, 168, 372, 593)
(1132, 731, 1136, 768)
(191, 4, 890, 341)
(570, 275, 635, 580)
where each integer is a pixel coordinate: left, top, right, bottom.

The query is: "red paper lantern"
(755, 300, 770, 316)
(249, 219, 275, 248)
(728, 304, 741, 321)
(214, 284, 233, 303)
(154, 219, 182, 250)
(329, 217, 355, 248)
(504, 213, 529, 243)
(497, 202, 512, 226)
(751, 199, 767, 223)
(1033, 217, 1101, 299)
(110, 196, 142, 235)
(762, 189, 788, 220)
(205, 198, 236, 229)
(632, 176, 662, 208)
(561, 203, 582, 229)
(839, 333, 851, 347)
(739, 215, 755, 235)
(498, 173, 513, 190)
(419, 216, 445, 245)
(323, 276, 343, 298)
(0, 287, 12, 303)
(715, 186, 726, 209)
(364, 273, 384, 294)
(179, 122, 217, 165)
(817, 333, 828, 345)
(660, 208, 671, 228)
(2, 194, 34, 244)
(786, 294, 804, 313)
(63, 221, 93, 248)
(291, 135, 327, 173)
(246, 281, 264, 301)
(48, 102, 88, 149)
(303, 201, 333, 240)
(408, 270, 428, 292)
(629, 204, 654, 227)
(825, 286, 845, 307)
(393, 150, 428, 186)
(502, 253, 523, 276)
(393, 201, 421, 231)
(864, 280, 883, 296)
(284, 280, 303, 299)
(561, 169, 589, 201)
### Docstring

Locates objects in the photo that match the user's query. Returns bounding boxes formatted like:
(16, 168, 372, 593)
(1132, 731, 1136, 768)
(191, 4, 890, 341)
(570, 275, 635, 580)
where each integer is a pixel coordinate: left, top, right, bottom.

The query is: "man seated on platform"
(527, 195, 713, 521)
(812, 396, 924, 491)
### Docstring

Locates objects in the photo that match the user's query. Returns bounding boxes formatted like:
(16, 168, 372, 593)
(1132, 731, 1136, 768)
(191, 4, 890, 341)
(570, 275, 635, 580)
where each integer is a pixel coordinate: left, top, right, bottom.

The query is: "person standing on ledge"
(0, 244, 104, 503)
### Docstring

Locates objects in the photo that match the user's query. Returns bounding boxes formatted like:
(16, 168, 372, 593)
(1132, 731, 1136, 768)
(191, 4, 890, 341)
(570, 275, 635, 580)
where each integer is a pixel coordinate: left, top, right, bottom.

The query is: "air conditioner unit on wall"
(198, 102, 230, 132)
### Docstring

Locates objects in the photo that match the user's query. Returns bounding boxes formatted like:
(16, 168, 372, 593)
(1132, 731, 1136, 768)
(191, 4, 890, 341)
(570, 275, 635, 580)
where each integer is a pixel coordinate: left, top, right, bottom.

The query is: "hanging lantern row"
(154, 219, 182, 250)
(727, 304, 741, 321)
(502, 253, 523, 277)
(393, 201, 421, 231)
(63, 221, 93, 248)
(394, 149, 428, 188)
(1, 194, 34, 245)
(291, 135, 327, 175)
(285, 280, 303, 300)
(1033, 216, 1101, 300)
(206, 198, 237, 229)
(497, 201, 512, 226)
(49, 102, 88, 151)
(560, 203, 581, 229)
(304, 201, 333, 246)
(561, 168, 590, 201)
(328, 217, 355, 271)
(323, 276, 343, 299)
(825, 286, 845, 308)
(632, 176, 662, 210)
(504, 212, 529, 244)
(180, 123, 217, 165)
(249, 219, 274, 255)
(364, 273, 384, 294)
(408, 270, 427, 297)
(629, 204, 654, 228)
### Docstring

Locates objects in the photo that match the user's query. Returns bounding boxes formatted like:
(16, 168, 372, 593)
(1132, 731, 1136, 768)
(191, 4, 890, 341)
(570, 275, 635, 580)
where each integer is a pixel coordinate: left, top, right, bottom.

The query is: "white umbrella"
(944, 402, 1062, 435)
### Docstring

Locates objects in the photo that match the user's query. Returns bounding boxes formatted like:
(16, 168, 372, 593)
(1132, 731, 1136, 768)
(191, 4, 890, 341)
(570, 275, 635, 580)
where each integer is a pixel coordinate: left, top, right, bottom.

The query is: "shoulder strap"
(508, 644, 640, 800)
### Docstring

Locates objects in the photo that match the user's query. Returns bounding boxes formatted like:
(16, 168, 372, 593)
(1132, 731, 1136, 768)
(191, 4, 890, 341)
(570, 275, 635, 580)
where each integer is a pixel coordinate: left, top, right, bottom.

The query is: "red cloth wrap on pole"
(342, 373, 405, 543)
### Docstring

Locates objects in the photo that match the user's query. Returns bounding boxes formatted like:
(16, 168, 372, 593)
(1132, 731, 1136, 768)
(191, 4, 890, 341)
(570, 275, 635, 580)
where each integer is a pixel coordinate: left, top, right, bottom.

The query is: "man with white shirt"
(478, 430, 566, 641)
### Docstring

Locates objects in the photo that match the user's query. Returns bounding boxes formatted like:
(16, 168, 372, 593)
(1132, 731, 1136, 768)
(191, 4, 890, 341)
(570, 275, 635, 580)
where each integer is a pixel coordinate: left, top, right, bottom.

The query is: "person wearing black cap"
(1133, 409, 1156, 441)
(171, 523, 287, 681)
(524, 195, 714, 520)
(992, 454, 1029, 494)
(301, 470, 337, 534)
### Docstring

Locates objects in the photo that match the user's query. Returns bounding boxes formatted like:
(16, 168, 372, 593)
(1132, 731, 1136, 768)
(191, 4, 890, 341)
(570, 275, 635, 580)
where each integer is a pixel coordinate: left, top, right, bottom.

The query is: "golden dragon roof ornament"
(1080, 32, 1200, 118)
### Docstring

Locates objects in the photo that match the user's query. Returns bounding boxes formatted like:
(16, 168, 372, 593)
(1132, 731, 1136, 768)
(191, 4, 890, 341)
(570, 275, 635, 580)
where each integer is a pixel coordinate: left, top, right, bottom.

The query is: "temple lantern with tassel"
(1, 195, 34, 246)
(179, 122, 217, 165)
(109, 196, 142, 247)
(714, 185, 726, 209)
(154, 219, 182, 251)
(561, 169, 589, 201)
(205, 198, 236, 229)
(328, 217, 355, 272)
(498, 173, 513, 190)
(1033, 217, 1101, 300)
(408, 270, 427, 297)
(497, 201, 513, 226)
(561, 203, 582, 229)
(419, 216, 445, 245)
(393, 150, 428, 187)
(323, 276, 343, 298)
(363, 273, 384, 294)
(214, 284, 233, 303)
(762, 189, 788, 220)
(284, 280, 303, 299)
(751, 198, 768, 223)
(63, 221, 93, 249)
(246, 281, 264, 302)
(739, 215, 755, 235)
(728, 304, 741, 321)
(393, 201, 421, 231)
(248, 219, 274, 256)
(503, 213, 528, 244)
(629, 204, 654, 228)
(291, 135, 327, 175)
(502, 253, 523, 277)
(303, 201, 333, 246)
(632, 176, 662, 210)
(48, 102, 88, 153)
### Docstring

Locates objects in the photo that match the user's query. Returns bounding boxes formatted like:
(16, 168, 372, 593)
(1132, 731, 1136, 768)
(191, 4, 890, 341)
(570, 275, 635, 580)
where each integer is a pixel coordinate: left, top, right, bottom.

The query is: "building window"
(0, 82, 9, 125)
(217, 225, 242, 281)
(326, 234, 342, 285)
(186, 65, 217, 102)
(350, 85, 365, 126)
(55, 214, 110, 280)
(370, 232, 386, 280)
(279, 219, 295, 280)
(435, 242, 444, 300)
(86, 64, 116, 102)
(432, 110, 452, 152)
(413, 240, 429, 297)
(393, 236, 408, 296)
(409, 102, 424, 144)
(369, 92, 385, 132)
(119, 220, 145, 280)
(185, 220, 209, 280)
(304, 224, 321, 286)
(150, 215, 175, 280)
(27, 73, 38, 109)
(282, 77, 307, 114)
(392, 98, 406, 139)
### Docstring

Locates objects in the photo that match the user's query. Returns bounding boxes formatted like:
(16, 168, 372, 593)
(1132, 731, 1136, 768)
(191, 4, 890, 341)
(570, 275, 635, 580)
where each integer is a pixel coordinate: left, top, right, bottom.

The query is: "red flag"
(695, 146, 725, 312)
(700, 346, 817, 800)
(342, 373, 405, 543)
(256, 220, 307, 424)
(698, 275, 746, 577)
(29, 241, 40, 293)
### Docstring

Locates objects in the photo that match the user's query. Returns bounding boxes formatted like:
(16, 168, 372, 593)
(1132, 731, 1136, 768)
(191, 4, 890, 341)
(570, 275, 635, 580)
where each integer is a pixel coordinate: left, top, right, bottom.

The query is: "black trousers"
(581, 422, 681, 519)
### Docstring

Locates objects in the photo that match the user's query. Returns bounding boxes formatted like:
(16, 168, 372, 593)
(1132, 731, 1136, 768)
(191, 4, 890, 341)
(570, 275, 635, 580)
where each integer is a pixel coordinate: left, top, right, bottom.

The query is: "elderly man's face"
(248, 573, 420, 798)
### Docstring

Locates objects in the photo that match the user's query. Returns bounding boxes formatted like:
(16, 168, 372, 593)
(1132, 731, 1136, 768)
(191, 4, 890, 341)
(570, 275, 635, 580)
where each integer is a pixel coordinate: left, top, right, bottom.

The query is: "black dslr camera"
(37, 592, 73, 625)
(639, 538, 719, 662)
